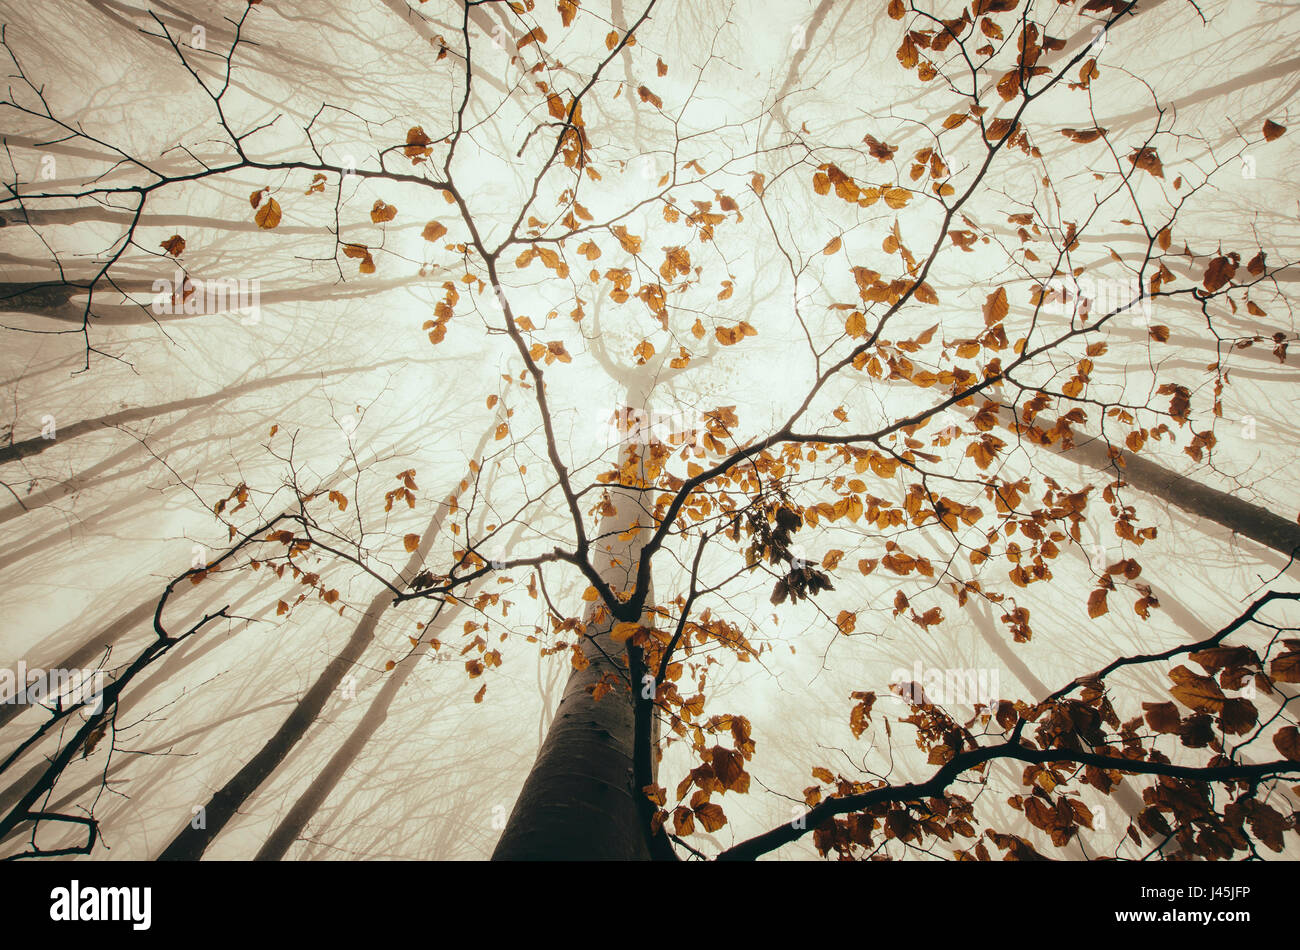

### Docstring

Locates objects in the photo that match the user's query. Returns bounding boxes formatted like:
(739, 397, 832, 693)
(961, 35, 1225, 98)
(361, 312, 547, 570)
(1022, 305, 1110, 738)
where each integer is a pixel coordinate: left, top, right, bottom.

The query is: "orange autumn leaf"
(1087, 588, 1108, 619)
(254, 197, 282, 229)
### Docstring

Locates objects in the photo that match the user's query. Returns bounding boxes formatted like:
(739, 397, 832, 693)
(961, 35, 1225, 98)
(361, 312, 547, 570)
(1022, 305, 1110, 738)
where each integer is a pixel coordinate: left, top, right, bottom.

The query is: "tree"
(1, 0, 1298, 861)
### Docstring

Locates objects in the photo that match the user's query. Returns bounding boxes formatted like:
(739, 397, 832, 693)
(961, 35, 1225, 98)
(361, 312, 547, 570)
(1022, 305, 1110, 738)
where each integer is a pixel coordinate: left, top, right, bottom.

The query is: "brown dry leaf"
(611, 225, 642, 254)
(1274, 725, 1300, 760)
(996, 71, 1019, 101)
(983, 287, 1008, 326)
(694, 802, 727, 832)
(1271, 647, 1300, 683)
(913, 282, 938, 305)
(517, 26, 547, 49)
(404, 126, 433, 164)
(1128, 147, 1164, 178)
(1142, 701, 1180, 734)
(1087, 588, 1108, 618)
(342, 243, 375, 274)
(1202, 255, 1237, 293)
(1168, 664, 1226, 714)
(673, 806, 695, 836)
(1062, 127, 1106, 144)
(882, 186, 911, 209)
(255, 197, 282, 229)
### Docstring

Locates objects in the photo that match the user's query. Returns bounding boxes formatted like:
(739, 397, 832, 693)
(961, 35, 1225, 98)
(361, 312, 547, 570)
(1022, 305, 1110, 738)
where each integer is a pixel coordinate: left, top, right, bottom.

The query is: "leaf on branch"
(611, 225, 642, 254)
(1274, 726, 1300, 760)
(342, 243, 376, 274)
(882, 186, 911, 209)
(1142, 701, 1180, 734)
(160, 235, 186, 256)
(370, 200, 398, 224)
(1202, 255, 1237, 293)
(517, 26, 547, 49)
(1087, 588, 1108, 618)
(983, 286, 1008, 326)
(845, 310, 867, 338)
(611, 622, 641, 643)
(862, 133, 896, 162)
(913, 281, 938, 304)
(897, 33, 918, 69)
(1271, 645, 1300, 683)
(1061, 127, 1106, 144)
(1263, 119, 1286, 142)
(713, 322, 756, 345)
(1168, 664, 1225, 714)
(1127, 147, 1164, 179)
(995, 70, 1019, 101)
(255, 197, 282, 229)
(404, 126, 433, 164)
(673, 806, 694, 836)
(1219, 698, 1258, 735)
(422, 221, 448, 242)
(694, 802, 727, 832)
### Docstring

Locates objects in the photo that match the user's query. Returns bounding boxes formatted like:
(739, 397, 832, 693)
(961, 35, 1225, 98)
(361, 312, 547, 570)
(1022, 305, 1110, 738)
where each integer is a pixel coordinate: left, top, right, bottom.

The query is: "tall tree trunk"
(488, 610, 652, 860)
(490, 500, 655, 857)
(492, 384, 667, 860)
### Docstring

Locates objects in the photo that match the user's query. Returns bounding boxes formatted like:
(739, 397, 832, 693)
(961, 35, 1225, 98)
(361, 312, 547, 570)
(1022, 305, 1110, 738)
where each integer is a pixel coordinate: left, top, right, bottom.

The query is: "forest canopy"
(0, 0, 1298, 862)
